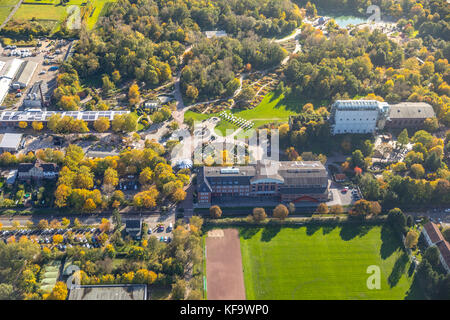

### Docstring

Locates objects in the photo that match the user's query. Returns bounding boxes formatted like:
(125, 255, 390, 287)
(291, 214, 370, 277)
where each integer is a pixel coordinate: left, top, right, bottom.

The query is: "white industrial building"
(0, 133, 23, 152)
(13, 60, 38, 88)
(329, 100, 390, 135)
(0, 58, 24, 106)
(0, 109, 130, 127)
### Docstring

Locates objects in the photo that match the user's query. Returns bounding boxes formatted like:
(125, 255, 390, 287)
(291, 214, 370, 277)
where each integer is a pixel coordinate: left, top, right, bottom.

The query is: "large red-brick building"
(197, 160, 329, 206)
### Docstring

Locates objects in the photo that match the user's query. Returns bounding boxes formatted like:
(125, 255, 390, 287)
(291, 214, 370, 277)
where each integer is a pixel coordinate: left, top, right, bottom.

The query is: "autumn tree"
(316, 203, 329, 214)
(61, 217, 70, 228)
(93, 117, 110, 132)
(112, 70, 121, 83)
(350, 199, 372, 217)
(252, 207, 267, 222)
(405, 230, 419, 249)
(273, 204, 289, 220)
(99, 218, 111, 233)
(37, 219, 49, 230)
(53, 234, 63, 244)
(83, 198, 97, 212)
(133, 187, 159, 208)
(209, 205, 222, 219)
(103, 167, 119, 187)
(18, 121, 27, 129)
(128, 83, 140, 106)
(139, 167, 153, 187)
(186, 85, 199, 100)
(32, 121, 44, 131)
(330, 204, 344, 215)
(172, 188, 186, 202)
(46, 282, 68, 300)
(411, 163, 425, 178)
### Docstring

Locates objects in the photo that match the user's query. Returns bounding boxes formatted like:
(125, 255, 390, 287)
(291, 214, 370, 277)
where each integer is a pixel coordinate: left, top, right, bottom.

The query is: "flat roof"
(15, 60, 38, 86)
(68, 285, 147, 300)
(0, 109, 130, 122)
(0, 133, 23, 149)
(3, 58, 24, 79)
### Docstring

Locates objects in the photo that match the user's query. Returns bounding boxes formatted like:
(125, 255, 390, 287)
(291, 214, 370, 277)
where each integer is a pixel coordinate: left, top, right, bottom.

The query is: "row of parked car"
(0, 227, 102, 240)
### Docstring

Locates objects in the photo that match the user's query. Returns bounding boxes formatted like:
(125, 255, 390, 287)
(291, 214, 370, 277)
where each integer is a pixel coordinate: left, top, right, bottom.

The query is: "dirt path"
(205, 228, 246, 300)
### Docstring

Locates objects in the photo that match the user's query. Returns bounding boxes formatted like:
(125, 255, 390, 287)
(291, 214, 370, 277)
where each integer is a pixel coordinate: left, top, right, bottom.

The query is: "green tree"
(397, 128, 409, 151)
(387, 208, 407, 235)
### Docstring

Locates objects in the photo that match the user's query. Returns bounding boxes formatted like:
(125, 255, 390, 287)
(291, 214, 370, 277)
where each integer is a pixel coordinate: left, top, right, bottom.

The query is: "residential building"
(385, 102, 436, 129)
(197, 160, 329, 206)
(421, 222, 450, 274)
(329, 100, 390, 135)
(0, 133, 23, 152)
(17, 161, 59, 180)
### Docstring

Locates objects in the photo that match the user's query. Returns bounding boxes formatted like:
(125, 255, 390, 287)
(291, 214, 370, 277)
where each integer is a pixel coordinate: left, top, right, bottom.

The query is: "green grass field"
(12, 0, 115, 30)
(0, 0, 20, 25)
(239, 224, 422, 300)
(185, 90, 302, 137)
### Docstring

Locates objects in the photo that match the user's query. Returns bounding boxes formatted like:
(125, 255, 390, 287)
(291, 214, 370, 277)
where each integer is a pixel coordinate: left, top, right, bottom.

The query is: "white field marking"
(207, 229, 224, 238)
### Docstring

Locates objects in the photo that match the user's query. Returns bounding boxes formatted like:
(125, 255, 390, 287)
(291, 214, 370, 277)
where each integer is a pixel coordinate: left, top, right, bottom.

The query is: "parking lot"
(1, 38, 73, 109)
(327, 182, 361, 207)
(143, 213, 175, 243)
(0, 226, 106, 251)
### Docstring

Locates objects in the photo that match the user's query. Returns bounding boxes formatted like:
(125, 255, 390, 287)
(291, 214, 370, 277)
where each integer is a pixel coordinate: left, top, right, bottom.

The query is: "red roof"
(436, 240, 450, 269)
(423, 222, 444, 244)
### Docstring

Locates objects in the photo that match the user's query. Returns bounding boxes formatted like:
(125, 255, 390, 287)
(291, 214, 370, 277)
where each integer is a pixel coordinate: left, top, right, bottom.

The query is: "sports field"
(240, 224, 421, 300)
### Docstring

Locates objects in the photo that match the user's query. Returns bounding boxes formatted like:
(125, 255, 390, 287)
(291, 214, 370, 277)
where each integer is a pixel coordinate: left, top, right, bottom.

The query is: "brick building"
(197, 160, 329, 206)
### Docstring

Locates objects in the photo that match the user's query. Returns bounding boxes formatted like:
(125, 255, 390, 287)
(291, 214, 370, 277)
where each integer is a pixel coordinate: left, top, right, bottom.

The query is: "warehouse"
(13, 60, 38, 88)
(0, 109, 130, 127)
(0, 133, 23, 152)
(0, 58, 24, 106)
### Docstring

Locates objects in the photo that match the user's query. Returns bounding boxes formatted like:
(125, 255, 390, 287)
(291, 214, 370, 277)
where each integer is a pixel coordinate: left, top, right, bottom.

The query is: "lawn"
(240, 224, 421, 300)
(0, 0, 20, 25)
(14, 3, 67, 21)
(185, 90, 303, 138)
(12, 0, 115, 30)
